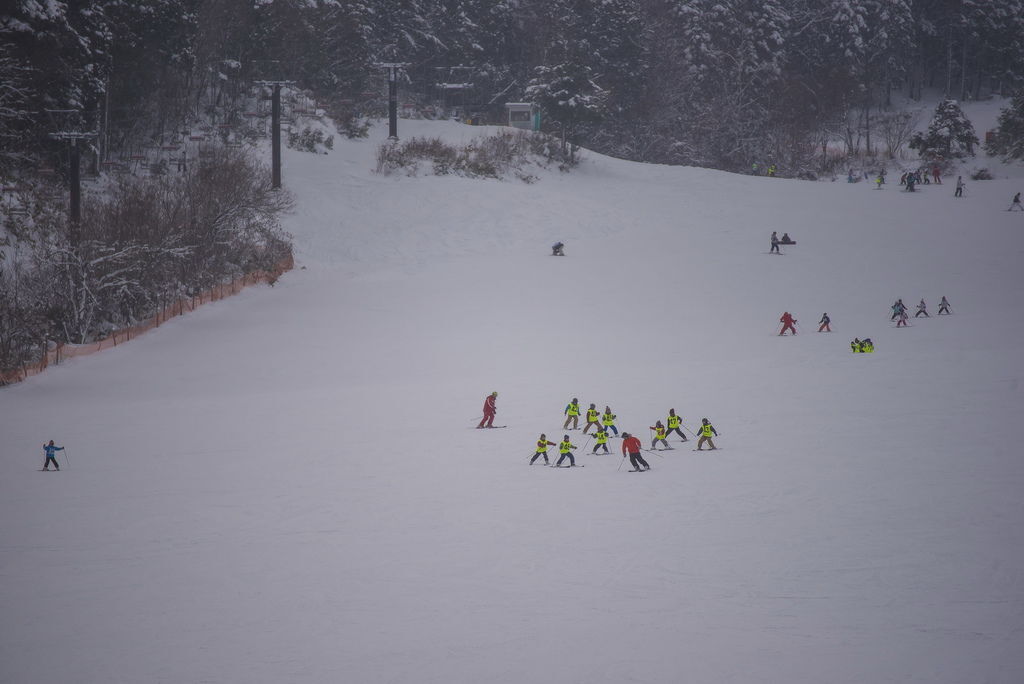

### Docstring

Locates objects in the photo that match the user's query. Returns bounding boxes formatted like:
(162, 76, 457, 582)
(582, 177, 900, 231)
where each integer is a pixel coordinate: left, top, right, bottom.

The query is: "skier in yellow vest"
(601, 406, 618, 436)
(583, 403, 601, 434)
(695, 418, 719, 451)
(530, 434, 556, 465)
(666, 409, 688, 442)
(650, 421, 671, 449)
(591, 428, 611, 453)
(563, 398, 581, 430)
(555, 435, 578, 467)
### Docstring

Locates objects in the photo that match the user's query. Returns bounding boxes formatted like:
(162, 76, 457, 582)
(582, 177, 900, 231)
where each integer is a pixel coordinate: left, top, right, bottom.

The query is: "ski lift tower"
(253, 61, 295, 189)
(46, 109, 98, 244)
(377, 63, 410, 139)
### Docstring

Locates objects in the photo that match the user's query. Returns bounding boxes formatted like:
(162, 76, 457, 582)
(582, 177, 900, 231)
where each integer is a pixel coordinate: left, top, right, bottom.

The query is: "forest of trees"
(2, 1, 1024, 377)
(3, 0, 1023, 177)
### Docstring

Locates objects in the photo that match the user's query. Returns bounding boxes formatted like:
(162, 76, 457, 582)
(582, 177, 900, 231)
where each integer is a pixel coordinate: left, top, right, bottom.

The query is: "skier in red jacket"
(779, 312, 797, 336)
(477, 391, 498, 428)
(621, 432, 650, 472)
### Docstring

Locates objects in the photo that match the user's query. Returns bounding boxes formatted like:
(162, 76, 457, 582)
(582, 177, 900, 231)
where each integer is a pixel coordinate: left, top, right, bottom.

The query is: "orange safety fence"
(0, 253, 294, 386)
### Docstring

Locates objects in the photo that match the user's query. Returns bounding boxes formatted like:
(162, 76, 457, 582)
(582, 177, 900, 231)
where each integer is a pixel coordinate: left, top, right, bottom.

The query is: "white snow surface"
(3, 119, 1024, 684)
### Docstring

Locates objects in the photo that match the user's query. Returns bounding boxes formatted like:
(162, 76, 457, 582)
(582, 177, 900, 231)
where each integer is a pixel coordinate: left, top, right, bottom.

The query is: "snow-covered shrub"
(287, 127, 334, 154)
(970, 168, 994, 181)
(374, 131, 575, 180)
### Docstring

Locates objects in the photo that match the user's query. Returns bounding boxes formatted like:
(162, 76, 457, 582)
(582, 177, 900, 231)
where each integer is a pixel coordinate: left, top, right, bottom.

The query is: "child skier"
(601, 406, 618, 436)
(583, 403, 601, 434)
(915, 299, 929, 317)
(666, 409, 687, 441)
(563, 398, 580, 430)
(851, 338, 862, 353)
(818, 312, 831, 332)
(530, 434, 556, 465)
(695, 419, 719, 451)
(650, 421, 670, 449)
(937, 296, 951, 315)
(42, 440, 64, 471)
(555, 435, 578, 467)
(592, 428, 611, 454)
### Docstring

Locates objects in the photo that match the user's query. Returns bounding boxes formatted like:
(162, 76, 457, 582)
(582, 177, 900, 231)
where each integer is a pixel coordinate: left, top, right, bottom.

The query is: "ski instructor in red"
(478, 391, 498, 428)
(779, 311, 797, 336)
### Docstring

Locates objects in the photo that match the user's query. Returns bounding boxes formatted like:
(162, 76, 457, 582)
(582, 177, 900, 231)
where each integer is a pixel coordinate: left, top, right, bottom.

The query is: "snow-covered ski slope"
(2, 119, 1024, 684)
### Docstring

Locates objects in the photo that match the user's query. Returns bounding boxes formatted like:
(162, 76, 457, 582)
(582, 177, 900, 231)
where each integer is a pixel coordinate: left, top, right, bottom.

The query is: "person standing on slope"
(954, 176, 964, 198)
(477, 391, 498, 428)
(563, 398, 581, 430)
(770, 231, 781, 254)
(621, 432, 650, 472)
(779, 312, 797, 336)
(896, 308, 909, 328)
(592, 428, 611, 454)
(650, 421, 670, 449)
(695, 419, 719, 451)
(937, 296, 951, 315)
(583, 403, 601, 434)
(531, 434, 556, 465)
(915, 299, 929, 318)
(1010, 192, 1023, 211)
(817, 312, 831, 332)
(666, 409, 688, 442)
(555, 435, 578, 467)
(42, 440, 64, 471)
(601, 406, 618, 436)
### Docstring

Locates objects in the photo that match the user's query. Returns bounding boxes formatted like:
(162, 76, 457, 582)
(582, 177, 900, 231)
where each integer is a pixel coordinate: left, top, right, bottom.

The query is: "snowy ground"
(2, 116, 1024, 684)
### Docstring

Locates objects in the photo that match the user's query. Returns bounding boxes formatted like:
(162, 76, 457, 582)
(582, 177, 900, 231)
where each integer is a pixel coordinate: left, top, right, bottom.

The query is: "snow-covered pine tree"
(985, 91, 1024, 161)
(909, 98, 979, 160)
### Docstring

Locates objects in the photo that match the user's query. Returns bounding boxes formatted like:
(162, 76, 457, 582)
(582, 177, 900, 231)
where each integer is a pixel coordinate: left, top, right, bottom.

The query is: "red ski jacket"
(482, 395, 497, 414)
(622, 435, 642, 455)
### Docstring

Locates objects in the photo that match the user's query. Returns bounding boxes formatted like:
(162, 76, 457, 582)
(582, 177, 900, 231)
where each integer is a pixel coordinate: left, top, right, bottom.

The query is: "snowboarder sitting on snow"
(937, 296, 951, 315)
(531, 434, 556, 465)
(556, 435, 578, 467)
(42, 440, 64, 471)
(851, 338, 862, 353)
(1010, 193, 1023, 212)
(779, 311, 797, 336)
(780, 232, 794, 244)
(552, 241, 565, 255)
(861, 338, 874, 352)
(695, 419, 719, 451)
(592, 428, 611, 454)
(650, 421, 669, 449)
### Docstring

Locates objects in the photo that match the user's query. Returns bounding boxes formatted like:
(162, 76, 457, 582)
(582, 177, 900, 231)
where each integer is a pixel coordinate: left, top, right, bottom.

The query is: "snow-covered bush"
(287, 127, 334, 154)
(374, 131, 574, 180)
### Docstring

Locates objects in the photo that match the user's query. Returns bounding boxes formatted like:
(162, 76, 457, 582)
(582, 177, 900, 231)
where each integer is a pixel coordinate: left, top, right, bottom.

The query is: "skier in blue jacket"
(43, 440, 64, 470)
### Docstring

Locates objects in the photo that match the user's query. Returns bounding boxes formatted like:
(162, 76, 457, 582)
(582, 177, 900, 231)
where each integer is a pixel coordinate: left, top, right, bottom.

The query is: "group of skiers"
(850, 338, 875, 353)
(890, 296, 951, 327)
(520, 398, 720, 471)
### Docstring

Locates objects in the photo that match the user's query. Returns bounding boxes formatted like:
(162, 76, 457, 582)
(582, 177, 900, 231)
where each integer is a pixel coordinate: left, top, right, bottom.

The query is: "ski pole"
(617, 455, 626, 471)
(63, 447, 71, 470)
